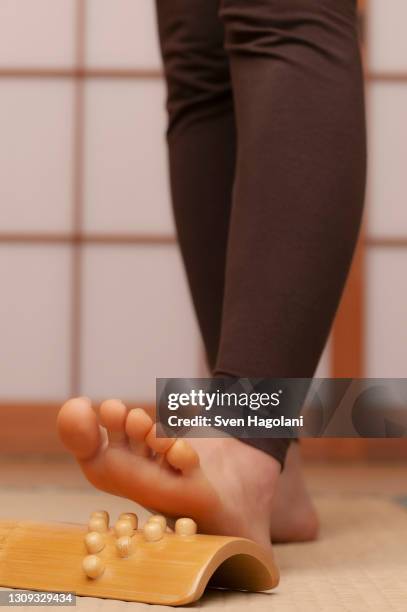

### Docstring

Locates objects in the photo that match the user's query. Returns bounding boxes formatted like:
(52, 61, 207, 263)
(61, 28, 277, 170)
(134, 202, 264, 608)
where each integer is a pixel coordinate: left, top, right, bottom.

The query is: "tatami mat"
(0, 490, 406, 611)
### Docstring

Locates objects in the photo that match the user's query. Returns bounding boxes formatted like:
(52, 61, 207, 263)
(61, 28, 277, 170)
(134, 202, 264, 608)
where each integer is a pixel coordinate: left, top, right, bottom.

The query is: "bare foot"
(57, 397, 317, 547)
(270, 443, 319, 542)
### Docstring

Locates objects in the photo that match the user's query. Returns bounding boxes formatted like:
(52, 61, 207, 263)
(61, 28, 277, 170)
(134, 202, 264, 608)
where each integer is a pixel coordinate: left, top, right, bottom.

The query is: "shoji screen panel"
(365, 0, 407, 378)
(83, 79, 174, 235)
(0, 80, 74, 233)
(367, 251, 407, 377)
(0, 1, 75, 403)
(86, 0, 162, 69)
(368, 0, 407, 73)
(0, 1, 201, 406)
(0, 245, 71, 400)
(0, 0, 75, 67)
(368, 84, 407, 237)
(81, 245, 200, 403)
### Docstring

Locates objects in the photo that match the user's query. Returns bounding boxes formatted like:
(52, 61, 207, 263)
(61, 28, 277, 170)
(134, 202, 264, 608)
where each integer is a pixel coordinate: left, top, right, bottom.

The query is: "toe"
(165, 439, 200, 474)
(57, 397, 102, 460)
(125, 408, 153, 456)
(99, 399, 128, 445)
(145, 424, 176, 455)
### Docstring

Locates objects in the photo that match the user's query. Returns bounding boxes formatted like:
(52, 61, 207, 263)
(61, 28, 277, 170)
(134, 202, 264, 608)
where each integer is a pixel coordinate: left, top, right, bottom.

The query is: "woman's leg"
(155, 0, 235, 372)
(215, 0, 366, 381)
(156, 0, 296, 467)
(157, 0, 366, 467)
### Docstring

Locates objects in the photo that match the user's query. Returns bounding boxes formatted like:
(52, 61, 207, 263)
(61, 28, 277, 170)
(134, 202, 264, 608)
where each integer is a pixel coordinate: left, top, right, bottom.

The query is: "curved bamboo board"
(0, 519, 279, 606)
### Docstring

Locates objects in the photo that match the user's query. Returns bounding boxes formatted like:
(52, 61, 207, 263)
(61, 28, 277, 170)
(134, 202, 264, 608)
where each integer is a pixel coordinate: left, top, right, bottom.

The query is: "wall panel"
(81, 245, 200, 402)
(0, 81, 74, 232)
(0, 0, 75, 67)
(86, 0, 162, 69)
(0, 245, 71, 400)
(83, 80, 173, 235)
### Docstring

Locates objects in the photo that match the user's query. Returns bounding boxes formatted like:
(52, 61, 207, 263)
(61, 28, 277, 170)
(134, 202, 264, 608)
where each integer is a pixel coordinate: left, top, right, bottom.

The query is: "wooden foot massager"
(0, 511, 279, 606)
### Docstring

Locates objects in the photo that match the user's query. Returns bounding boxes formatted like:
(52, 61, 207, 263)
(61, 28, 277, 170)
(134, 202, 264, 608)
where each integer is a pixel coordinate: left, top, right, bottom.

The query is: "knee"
(163, 41, 231, 117)
(157, 7, 231, 130)
(219, 0, 358, 56)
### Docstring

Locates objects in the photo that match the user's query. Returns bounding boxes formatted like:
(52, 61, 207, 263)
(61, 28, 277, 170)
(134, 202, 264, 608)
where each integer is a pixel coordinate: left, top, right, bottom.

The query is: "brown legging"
(155, 0, 366, 466)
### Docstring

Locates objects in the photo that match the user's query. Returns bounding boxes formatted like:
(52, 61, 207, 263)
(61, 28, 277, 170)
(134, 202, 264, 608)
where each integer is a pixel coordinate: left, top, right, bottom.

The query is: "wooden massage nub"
(0, 510, 280, 606)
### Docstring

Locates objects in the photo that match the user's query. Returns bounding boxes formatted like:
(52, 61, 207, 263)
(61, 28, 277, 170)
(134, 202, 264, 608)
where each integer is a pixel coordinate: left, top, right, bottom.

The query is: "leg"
(213, 0, 365, 524)
(156, 0, 235, 370)
(216, 0, 366, 379)
(156, 0, 291, 467)
(213, 0, 365, 534)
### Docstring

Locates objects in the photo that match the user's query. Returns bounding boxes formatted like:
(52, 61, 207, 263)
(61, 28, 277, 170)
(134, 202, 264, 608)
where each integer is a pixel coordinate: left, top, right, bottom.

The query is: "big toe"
(57, 397, 102, 460)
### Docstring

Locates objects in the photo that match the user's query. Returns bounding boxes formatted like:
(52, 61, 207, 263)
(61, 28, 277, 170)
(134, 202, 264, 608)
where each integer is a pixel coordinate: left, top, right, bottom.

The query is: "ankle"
(192, 436, 281, 505)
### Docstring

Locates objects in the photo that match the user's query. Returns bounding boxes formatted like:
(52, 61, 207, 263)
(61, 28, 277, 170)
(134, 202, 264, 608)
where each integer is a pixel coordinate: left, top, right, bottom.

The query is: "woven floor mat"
(0, 490, 406, 611)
